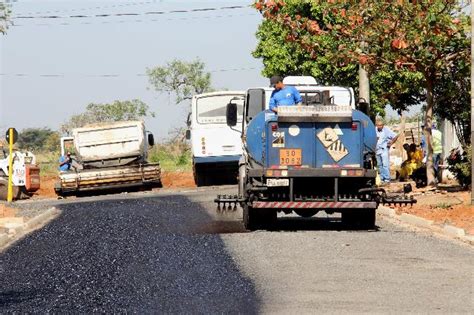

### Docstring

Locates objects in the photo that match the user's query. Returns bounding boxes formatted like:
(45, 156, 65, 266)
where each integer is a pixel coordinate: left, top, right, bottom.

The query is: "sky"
(0, 0, 267, 139)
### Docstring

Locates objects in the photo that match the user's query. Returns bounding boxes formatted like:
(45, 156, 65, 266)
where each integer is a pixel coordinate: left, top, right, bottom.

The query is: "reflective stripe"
(252, 201, 377, 209)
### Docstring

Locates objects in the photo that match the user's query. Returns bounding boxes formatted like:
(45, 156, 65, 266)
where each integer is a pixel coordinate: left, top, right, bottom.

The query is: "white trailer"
(55, 121, 161, 195)
(187, 91, 245, 186)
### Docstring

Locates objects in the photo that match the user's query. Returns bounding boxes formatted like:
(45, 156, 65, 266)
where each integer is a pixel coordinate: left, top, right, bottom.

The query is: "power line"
(14, 1, 159, 16)
(12, 5, 251, 20)
(12, 13, 258, 27)
(0, 67, 261, 78)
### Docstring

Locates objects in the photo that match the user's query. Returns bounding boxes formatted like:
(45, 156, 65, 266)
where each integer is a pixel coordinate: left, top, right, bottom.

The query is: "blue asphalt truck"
(215, 78, 415, 230)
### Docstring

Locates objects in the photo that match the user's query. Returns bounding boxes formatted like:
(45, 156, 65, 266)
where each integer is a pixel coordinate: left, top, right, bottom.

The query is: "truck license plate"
(267, 178, 290, 187)
(279, 149, 302, 166)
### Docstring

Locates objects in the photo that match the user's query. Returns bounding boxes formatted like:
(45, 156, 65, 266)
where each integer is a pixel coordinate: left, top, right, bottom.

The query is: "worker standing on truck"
(269, 75, 302, 113)
(59, 151, 72, 172)
(375, 119, 398, 184)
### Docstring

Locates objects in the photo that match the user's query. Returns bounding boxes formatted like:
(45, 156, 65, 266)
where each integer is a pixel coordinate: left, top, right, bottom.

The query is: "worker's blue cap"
(270, 75, 283, 87)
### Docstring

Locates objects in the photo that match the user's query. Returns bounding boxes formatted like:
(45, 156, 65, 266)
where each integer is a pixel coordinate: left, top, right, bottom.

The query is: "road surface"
(1, 187, 473, 313)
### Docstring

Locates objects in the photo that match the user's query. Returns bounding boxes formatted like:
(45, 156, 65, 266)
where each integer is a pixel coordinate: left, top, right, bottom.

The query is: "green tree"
(147, 59, 213, 104)
(0, 2, 10, 34)
(433, 59, 470, 147)
(44, 132, 61, 152)
(252, 1, 425, 117)
(255, 0, 470, 186)
(17, 128, 58, 151)
(61, 99, 154, 134)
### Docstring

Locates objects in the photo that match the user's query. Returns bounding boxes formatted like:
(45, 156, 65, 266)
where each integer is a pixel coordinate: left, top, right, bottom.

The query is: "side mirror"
(226, 102, 238, 127)
(148, 133, 155, 147)
(186, 113, 191, 127)
(185, 129, 191, 140)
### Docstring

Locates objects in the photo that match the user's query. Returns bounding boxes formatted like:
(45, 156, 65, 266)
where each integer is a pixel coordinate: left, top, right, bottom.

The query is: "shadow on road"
(197, 214, 380, 234)
(0, 194, 260, 313)
(270, 216, 380, 232)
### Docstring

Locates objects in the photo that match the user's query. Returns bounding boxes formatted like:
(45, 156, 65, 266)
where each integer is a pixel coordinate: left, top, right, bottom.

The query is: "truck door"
(245, 89, 266, 124)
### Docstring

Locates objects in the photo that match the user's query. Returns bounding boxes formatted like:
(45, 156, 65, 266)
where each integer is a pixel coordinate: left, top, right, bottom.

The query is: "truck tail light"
(271, 124, 278, 131)
(351, 123, 358, 131)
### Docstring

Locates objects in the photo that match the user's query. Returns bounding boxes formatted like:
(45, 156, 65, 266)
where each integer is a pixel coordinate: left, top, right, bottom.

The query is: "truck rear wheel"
(342, 209, 376, 229)
(0, 180, 21, 201)
(243, 204, 276, 231)
(294, 210, 319, 218)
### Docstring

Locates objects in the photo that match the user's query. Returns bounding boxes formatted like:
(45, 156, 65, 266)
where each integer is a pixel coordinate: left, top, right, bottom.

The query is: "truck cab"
(188, 91, 245, 186)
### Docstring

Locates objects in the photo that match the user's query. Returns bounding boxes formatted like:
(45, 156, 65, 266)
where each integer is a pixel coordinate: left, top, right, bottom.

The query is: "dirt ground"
(0, 204, 17, 218)
(389, 185, 474, 235)
(35, 175, 58, 199)
(33, 171, 196, 200)
(160, 171, 196, 188)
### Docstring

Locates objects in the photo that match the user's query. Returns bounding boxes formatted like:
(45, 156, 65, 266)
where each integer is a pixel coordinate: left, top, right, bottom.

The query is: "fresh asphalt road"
(1, 187, 473, 313)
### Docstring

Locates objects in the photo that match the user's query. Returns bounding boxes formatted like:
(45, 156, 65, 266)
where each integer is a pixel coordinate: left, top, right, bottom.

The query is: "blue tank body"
(245, 109, 376, 168)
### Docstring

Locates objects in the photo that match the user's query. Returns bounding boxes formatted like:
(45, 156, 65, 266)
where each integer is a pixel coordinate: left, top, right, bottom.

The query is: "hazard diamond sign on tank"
(327, 139, 348, 162)
(317, 127, 338, 148)
(317, 126, 349, 162)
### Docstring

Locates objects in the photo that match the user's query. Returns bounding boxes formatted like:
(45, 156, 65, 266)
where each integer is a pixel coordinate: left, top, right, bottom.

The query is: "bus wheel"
(193, 164, 208, 186)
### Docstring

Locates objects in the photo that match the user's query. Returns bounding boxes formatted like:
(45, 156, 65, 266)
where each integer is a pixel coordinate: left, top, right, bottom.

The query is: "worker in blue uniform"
(269, 75, 302, 113)
(59, 151, 72, 172)
(375, 119, 398, 184)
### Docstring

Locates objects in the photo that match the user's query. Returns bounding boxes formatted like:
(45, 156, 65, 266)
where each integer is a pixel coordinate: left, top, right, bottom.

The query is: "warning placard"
(272, 131, 285, 148)
(317, 126, 349, 162)
(317, 127, 338, 148)
(327, 139, 349, 162)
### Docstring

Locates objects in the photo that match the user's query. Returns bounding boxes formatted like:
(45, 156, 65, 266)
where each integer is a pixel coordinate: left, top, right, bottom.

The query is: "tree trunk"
(424, 79, 436, 186)
(359, 64, 370, 110)
(398, 114, 406, 161)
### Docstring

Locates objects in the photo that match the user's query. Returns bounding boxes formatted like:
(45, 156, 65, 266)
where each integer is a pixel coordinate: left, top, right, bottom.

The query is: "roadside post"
(5, 127, 18, 202)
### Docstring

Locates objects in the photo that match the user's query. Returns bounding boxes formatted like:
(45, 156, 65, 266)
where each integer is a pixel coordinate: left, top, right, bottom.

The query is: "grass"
(36, 151, 60, 177)
(35, 142, 192, 176)
(35, 141, 193, 177)
(435, 203, 452, 210)
(148, 143, 192, 172)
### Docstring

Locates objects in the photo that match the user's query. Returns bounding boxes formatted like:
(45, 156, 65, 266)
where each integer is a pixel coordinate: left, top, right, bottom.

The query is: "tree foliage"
(253, 1, 425, 117)
(61, 99, 154, 134)
(433, 58, 470, 147)
(147, 59, 213, 104)
(255, 0, 470, 185)
(17, 128, 59, 152)
(0, 2, 10, 34)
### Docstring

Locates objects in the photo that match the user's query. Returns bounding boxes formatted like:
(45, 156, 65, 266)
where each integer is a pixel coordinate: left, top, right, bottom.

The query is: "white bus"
(187, 91, 245, 186)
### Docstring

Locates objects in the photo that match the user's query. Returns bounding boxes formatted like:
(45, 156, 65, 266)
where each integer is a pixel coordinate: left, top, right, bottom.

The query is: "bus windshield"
(196, 95, 244, 124)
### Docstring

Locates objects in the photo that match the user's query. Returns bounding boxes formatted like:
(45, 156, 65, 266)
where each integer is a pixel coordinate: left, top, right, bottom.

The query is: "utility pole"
(359, 64, 370, 113)
(471, 5, 474, 205)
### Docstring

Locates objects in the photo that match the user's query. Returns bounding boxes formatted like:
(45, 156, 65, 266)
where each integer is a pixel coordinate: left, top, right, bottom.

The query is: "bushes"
(148, 141, 191, 172)
(446, 146, 471, 187)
